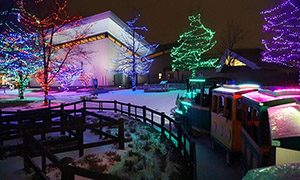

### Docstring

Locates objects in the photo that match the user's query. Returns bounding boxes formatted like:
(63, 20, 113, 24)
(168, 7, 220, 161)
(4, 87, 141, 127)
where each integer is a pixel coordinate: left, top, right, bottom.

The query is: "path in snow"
(0, 89, 185, 116)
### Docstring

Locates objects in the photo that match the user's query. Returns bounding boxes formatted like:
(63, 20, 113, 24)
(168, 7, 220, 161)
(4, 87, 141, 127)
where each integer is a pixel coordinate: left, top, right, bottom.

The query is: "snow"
(242, 91, 300, 104)
(268, 103, 300, 140)
(0, 88, 187, 179)
(0, 88, 185, 116)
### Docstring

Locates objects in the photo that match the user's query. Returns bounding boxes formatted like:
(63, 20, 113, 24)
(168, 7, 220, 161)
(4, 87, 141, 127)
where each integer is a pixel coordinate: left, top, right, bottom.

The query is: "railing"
(241, 127, 263, 170)
(0, 99, 196, 180)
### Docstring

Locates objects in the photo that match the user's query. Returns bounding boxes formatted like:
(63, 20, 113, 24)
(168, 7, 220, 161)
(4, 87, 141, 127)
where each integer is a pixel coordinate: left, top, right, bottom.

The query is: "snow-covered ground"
(0, 88, 185, 116)
(0, 88, 188, 179)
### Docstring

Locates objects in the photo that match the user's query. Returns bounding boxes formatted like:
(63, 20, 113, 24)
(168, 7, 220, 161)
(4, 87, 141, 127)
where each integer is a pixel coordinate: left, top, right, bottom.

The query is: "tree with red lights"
(113, 15, 158, 91)
(17, 0, 88, 104)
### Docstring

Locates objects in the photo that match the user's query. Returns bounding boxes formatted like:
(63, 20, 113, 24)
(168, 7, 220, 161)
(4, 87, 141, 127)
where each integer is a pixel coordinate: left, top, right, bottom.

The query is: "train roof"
(242, 88, 300, 106)
(242, 91, 300, 105)
(267, 103, 300, 140)
(212, 84, 259, 95)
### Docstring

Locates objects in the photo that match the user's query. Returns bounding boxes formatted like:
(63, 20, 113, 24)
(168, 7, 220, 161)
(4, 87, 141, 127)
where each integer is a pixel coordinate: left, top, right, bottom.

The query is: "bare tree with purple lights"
(113, 14, 158, 91)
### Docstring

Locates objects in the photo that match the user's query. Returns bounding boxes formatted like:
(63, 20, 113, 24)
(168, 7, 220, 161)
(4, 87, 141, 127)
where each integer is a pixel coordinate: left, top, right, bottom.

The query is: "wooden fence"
(0, 99, 196, 179)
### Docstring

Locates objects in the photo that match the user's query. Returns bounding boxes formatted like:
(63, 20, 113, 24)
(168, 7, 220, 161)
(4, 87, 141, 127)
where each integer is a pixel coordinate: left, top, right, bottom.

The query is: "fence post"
(161, 112, 165, 136)
(83, 99, 86, 110)
(190, 141, 197, 180)
(114, 100, 117, 113)
(17, 110, 22, 125)
(128, 103, 131, 116)
(176, 122, 183, 151)
(60, 103, 65, 135)
(118, 118, 125, 150)
(79, 121, 84, 157)
(0, 109, 2, 146)
(61, 166, 74, 180)
(22, 131, 30, 172)
(143, 106, 146, 123)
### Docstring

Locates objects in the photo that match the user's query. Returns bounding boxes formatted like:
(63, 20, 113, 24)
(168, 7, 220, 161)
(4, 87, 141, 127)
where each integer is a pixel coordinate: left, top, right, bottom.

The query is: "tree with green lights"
(0, 32, 42, 99)
(171, 14, 217, 77)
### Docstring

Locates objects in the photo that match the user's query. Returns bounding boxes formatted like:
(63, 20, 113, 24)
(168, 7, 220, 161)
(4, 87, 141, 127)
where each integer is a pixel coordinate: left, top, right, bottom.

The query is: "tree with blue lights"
(0, 32, 42, 99)
(171, 14, 217, 77)
(113, 15, 158, 91)
(55, 63, 82, 91)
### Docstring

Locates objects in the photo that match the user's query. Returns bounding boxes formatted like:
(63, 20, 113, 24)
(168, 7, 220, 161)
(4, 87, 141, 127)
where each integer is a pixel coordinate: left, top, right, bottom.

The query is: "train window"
(212, 95, 217, 113)
(236, 99, 242, 121)
(247, 107, 252, 121)
(224, 97, 232, 119)
(217, 96, 225, 114)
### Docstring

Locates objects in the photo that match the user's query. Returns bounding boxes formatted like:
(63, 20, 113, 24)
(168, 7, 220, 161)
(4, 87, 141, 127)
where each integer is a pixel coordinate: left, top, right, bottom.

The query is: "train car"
(174, 77, 228, 133)
(240, 88, 300, 170)
(210, 84, 259, 164)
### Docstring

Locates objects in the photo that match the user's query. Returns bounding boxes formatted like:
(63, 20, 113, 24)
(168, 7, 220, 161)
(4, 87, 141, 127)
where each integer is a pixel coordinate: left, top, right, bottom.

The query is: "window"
(217, 96, 225, 114)
(167, 73, 174, 79)
(224, 97, 232, 119)
(212, 95, 217, 113)
(158, 72, 162, 80)
(225, 55, 246, 66)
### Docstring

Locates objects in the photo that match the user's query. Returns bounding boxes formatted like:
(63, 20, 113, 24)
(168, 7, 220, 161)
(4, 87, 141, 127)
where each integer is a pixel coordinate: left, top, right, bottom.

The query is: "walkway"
(194, 134, 244, 180)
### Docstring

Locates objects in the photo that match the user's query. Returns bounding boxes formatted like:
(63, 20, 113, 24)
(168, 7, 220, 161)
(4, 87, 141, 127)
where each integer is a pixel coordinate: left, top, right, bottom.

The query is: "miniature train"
(174, 79, 300, 168)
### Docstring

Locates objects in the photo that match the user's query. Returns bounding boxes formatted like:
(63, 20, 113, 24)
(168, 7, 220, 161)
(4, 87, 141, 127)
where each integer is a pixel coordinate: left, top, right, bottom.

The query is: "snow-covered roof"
(242, 91, 300, 105)
(212, 84, 258, 95)
(268, 103, 300, 140)
(52, 11, 151, 54)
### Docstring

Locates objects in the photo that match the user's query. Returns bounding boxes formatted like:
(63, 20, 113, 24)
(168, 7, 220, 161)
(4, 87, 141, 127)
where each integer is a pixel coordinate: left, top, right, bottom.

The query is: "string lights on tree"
(55, 64, 82, 91)
(17, 0, 89, 104)
(113, 14, 158, 91)
(0, 32, 42, 99)
(261, 0, 300, 83)
(171, 14, 218, 77)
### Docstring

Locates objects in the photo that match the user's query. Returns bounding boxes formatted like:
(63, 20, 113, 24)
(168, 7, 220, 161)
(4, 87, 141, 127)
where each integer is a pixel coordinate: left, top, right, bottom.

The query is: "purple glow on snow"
(268, 103, 300, 140)
(243, 91, 300, 103)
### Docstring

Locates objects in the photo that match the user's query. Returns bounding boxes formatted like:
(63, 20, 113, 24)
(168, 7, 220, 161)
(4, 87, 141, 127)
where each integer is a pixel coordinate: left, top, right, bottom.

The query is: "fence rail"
(0, 99, 196, 180)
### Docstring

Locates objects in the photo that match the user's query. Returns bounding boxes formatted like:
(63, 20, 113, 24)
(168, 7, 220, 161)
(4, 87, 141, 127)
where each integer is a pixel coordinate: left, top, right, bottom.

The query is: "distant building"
(148, 47, 298, 86)
(28, 11, 153, 88)
(215, 48, 298, 86)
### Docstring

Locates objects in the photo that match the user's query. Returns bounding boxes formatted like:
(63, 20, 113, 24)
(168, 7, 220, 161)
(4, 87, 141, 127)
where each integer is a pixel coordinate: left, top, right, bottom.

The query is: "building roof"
(216, 48, 292, 72)
(53, 11, 152, 54)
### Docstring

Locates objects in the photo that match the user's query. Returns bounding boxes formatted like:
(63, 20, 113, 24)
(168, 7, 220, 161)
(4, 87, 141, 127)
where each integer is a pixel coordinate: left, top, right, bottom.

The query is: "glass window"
(158, 72, 162, 80)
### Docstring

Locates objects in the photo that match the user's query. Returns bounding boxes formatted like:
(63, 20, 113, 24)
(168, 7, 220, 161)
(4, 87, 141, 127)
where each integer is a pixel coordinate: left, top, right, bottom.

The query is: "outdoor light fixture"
(189, 78, 206, 83)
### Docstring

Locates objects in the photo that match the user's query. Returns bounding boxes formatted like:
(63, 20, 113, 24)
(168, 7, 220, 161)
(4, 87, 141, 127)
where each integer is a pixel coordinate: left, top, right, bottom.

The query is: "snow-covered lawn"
(0, 88, 185, 116)
(0, 89, 189, 179)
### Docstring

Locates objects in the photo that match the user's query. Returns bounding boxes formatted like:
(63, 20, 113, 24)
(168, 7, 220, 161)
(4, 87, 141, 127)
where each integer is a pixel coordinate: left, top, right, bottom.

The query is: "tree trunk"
(18, 74, 24, 99)
(192, 69, 196, 78)
(18, 87, 25, 99)
(43, 74, 49, 105)
(132, 73, 137, 91)
(43, 86, 49, 105)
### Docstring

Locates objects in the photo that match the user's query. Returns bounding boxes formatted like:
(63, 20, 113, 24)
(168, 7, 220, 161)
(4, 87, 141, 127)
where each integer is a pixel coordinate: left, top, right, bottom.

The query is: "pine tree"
(261, 0, 300, 70)
(113, 14, 158, 91)
(171, 14, 217, 77)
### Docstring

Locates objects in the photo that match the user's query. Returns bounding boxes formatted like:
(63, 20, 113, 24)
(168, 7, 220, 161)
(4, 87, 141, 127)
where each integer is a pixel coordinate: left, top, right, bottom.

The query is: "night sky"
(68, 0, 274, 53)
